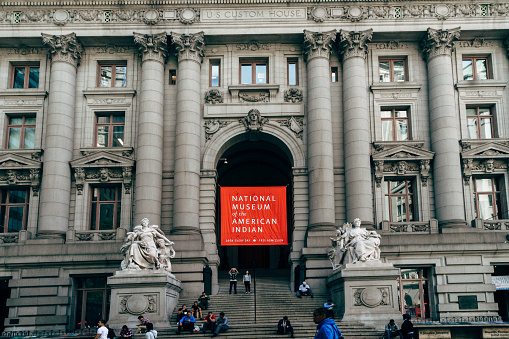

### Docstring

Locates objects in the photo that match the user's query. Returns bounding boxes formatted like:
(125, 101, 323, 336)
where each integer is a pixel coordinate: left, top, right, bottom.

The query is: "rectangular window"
(384, 179, 415, 222)
(6, 115, 36, 149)
(90, 186, 121, 230)
(10, 64, 39, 89)
(0, 188, 30, 233)
(474, 177, 502, 220)
(95, 113, 125, 147)
(74, 276, 111, 330)
(379, 57, 407, 82)
(331, 67, 338, 82)
(287, 58, 298, 86)
(169, 70, 177, 85)
(462, 56, 490, 80)
(466, 106, 494, 139)
(240, 59, 268, 84)
(397, 268, 431, 319)
(210, 60, 220, 87)
(381, 108, 410, 141)
(98, 62, 127, 87)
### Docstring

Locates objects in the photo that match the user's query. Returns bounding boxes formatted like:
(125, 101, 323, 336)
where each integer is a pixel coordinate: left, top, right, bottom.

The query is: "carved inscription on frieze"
(201, 8, 306, 21)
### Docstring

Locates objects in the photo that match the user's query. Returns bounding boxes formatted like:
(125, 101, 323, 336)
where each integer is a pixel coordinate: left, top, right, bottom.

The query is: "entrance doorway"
(74, 276, 111, 329)
(0, 280, 10, 333)
(216, 140, 293, 270)
(493, 265, 509, 321)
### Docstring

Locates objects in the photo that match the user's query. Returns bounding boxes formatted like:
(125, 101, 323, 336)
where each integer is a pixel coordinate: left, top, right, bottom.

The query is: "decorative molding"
(457, 38, 494, 48)
(94, 45, 130, 54)
(133, 32, 168, 63)
(119, 294, 157, 315)
(303, 30, 336, 62)
(284, 88, 303, 103)
(236, 40, 270, 51)
(141, 9, 160, 25)
(420, 27, 460, 62)
(307, 7, 328, 22)
(177, 8, 199, 24)
(353, 287, 390, 308)
(371, 40, 407, 50)
(338, 29, 373, 61)
(41, 32, 83, 67)
(205, 89, 224, 104)
(239, 92, 269, 102)
(171, 32, 205, 63)
(240, 109, 269, 132)
(461, 141, 509, 185)
(7, 45, 41, 55)
(276, 117, 304, 140)
(204, 119, 229, 141)
(0, 153, 42, 196)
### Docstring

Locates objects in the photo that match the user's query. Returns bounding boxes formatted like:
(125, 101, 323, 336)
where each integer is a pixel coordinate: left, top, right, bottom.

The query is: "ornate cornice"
(338, 29, 373, 60)
(133, 32, 168, 63)
(41, 33, 83, 67)
(420, 27, 460, 62)
(302, 30, 336, 62)
(170, 32, 205, 64)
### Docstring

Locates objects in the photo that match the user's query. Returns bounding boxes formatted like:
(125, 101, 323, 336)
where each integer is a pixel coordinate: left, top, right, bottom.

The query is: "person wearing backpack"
(313, 308, 343, 339)
(145, 323, 157, 339)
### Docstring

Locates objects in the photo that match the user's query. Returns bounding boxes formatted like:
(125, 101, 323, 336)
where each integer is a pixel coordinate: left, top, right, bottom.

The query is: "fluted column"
(338, 29, 374, 225)
(171, 32, 205, 235)
(303, 30, 337, 230)
(38, 33, 83, 236)
(133, 32, 168, 226)
(421, 27, 466, 229)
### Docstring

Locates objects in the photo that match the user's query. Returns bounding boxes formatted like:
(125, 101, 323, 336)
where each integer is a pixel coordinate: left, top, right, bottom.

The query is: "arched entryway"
(215, 139, 293, 270)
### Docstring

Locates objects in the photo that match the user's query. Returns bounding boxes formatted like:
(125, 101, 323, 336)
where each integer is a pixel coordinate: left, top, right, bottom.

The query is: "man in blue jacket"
(313, 308, 343, 339)
(177, 312, 195, 335)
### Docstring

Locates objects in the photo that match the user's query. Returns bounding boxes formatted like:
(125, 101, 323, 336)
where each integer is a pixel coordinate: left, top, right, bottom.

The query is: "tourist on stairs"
(296, 281, 314, 298)
(313, 308, 343, 339)
(243, 270, 252, 294)
(277, 316, 295, 338)
(177, 311, 196, 335)
(198, 291, 210, 310)
(229, 267, 238, 294)
(211, 312, 229, 337)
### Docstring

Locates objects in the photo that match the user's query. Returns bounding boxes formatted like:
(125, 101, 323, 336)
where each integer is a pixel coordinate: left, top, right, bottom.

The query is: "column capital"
(170, 32, 205, 64)
(303, 30, 337, 62)
(41, 33, 83, 67)
(338, 29, 373, 61)
(420, 27, 460, 62)
(133, 32, 168, 64)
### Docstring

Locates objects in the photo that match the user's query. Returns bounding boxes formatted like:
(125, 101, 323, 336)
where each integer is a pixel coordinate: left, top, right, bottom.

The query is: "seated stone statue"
(120, 218, 175, 277)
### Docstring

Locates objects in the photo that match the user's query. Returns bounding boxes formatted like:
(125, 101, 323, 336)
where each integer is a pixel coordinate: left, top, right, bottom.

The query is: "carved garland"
(74, 167, 133, 195)
(374, 159, 431, 187)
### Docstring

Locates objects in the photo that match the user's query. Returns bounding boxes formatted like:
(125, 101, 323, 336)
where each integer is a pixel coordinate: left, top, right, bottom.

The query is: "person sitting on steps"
(277, 316, 295, 338)
(202, 311, 216, 334)
(192, 301, 203, 320)
(296, 281, 314, 298)
(211, 312, 229, 337)
(177, 311, 195, 335)
(198, 291, 210, 310)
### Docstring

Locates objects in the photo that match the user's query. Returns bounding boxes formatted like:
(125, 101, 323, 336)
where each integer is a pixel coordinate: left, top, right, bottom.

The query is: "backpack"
(107, 328, 116, 339)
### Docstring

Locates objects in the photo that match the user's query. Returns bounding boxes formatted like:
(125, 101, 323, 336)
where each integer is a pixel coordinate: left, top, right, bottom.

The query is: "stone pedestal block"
(107, 270, 182, 329)
(327, 261, 400, 329)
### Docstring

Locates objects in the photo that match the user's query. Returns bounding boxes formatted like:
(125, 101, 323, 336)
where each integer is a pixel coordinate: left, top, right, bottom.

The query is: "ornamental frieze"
(204, 119, 229, 141)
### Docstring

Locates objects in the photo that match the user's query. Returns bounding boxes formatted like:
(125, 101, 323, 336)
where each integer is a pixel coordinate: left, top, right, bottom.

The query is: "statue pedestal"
(107, 270, 182, 329)
(326, 261, 401, 329)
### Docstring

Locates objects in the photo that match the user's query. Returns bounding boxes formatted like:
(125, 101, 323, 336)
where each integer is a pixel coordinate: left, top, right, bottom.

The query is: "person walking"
(400, 314, 414, 339)
(243, 270, 252, 294)
(229, 268, 238, 294)
(94, 320, 108, 339)
(313, 308, 343, 339)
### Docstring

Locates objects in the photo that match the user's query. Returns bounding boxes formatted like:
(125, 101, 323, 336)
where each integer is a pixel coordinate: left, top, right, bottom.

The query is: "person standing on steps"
(229, 267, 238, 294)
(277, 316, 295, 338)
(243, 270, 252, 294)
(296, 281, 314, 298)
(400, 314, 414, 339)
(211, 312, 229, 337)
(313, 308, 343, 339)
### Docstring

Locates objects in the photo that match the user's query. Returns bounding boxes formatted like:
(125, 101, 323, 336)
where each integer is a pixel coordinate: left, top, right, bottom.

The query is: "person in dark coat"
(400, 314, 414, 339)
(277, 316, 295, 338)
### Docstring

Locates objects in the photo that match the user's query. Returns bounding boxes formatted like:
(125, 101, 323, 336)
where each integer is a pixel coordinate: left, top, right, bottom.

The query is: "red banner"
(220, 186, 287, 246)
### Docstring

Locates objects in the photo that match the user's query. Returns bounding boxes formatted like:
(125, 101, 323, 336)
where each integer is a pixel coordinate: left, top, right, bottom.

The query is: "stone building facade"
(0, 0, 508, 332)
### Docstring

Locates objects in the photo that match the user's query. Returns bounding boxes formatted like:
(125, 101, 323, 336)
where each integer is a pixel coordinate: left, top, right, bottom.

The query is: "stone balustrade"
(0, 230, 31, 244)
(381, 219, 439, 234)
(66, 227, 126, 242)
(473, 218, 509, 231)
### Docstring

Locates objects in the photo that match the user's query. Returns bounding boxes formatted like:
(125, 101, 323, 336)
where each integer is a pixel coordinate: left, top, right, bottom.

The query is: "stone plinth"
(107, 270, 182, 329)
(326, 261, 400, 329)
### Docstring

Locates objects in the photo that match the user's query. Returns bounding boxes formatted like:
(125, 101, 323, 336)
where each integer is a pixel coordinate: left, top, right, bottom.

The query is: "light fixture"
(220, 157, 228, 164)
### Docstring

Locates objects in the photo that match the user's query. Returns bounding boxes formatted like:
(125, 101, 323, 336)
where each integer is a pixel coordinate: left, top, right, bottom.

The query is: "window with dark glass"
(169, 70, 177, 85)
(467, 106, 494, 139)
(397, 268, 431, 319)
(331, 67, 338, 82)
(210, 60, 220, 87)
(98, 62, 127, 87)
(384, 179, 415, 222)
(240, 59, 268, 84)
(6, 115, 36, 149)
(95, 113, 125, 147)
(0, 188, 30, 233)
(74, 276, 111, 329)
(474, 177, 502, 220)
(463, 56, 490, 80)
(10, 64, 39, 89)
(379, 57, 407, 82)
(287, 58, 298, 86)
(90, 185, 121, 230)
(381, 108, 410, 141)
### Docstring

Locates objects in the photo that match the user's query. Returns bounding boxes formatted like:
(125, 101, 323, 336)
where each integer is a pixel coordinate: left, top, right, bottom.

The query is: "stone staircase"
(147, 269, 381, 338)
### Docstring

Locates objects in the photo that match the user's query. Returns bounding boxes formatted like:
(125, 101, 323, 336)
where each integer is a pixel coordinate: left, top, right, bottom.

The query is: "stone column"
(421, 27, 466, 229)
(302, 30, 337, 231)
(38, 33, 83, 237)
(338, 29, 374, 225)
(170, 32, 205, 235)
(133, 32, 168, 226)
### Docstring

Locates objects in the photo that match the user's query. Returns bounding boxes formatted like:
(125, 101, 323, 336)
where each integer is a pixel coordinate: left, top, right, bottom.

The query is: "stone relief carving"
(240, 109, 269, 132)
(52, 9, 72, 25)
(303, 30, 336, 61)
(204, 119, 229, 141)
(7, 45, 41, 55)
(0, 234, 19, 243)
(420, 27, 461, 62)
(372, 40, 407, 49)
(41, 32, 83, 67)
(457, 38, 494, 48)
(239, 92, 269, 102)
(134, 32, 168, 63)
(338, 29, 373, 60)
(142, 9, 159, 25)
(236, 41, 270, 51)
(94, 45, 130, 54)
(307, 7, 328, 22)
(284, 88, 303, 103)
(120, 218, 176, 277)
(353, 287, 389, 307)
(177, 8, 199, 24)
(171, 32, 205, 63)
(205, 89, 224, 104)
(276, 117, 304, 140)
(120, 294, 157, 315)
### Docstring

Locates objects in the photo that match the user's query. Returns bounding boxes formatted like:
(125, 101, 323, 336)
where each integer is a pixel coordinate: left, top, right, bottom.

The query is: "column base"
(107, 270, 182, 330)
(439, 219, 469, 233)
